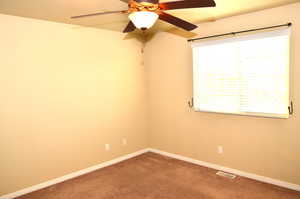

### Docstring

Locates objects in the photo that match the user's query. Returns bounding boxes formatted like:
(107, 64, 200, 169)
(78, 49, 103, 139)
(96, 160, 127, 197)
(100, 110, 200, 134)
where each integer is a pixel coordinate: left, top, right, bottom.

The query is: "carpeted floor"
(17, 152, 300, 199)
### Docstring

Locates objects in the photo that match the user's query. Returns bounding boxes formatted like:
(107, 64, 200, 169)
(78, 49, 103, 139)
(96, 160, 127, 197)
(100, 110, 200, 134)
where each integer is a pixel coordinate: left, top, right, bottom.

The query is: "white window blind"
(192, 29, 290, 118)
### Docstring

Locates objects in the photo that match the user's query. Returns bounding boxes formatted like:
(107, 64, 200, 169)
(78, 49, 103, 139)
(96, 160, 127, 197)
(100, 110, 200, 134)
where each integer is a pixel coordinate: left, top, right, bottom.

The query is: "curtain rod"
(187, 22, 292, 42)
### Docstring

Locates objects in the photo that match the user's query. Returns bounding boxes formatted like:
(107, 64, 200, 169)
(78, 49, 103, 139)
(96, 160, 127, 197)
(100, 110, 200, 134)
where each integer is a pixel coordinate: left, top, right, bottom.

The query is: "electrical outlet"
(122, 138, 127, 146)
(105, 144, 110, 151)
(217, 146, 223, 154)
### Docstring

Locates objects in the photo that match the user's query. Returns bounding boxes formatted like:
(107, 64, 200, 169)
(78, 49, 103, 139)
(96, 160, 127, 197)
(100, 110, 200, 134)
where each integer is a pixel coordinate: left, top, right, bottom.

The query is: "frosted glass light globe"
(129, 11, 159, 30)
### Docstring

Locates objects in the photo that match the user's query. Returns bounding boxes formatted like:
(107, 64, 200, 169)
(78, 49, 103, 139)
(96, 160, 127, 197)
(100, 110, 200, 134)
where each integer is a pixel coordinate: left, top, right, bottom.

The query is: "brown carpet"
(17, 152, 300, 199)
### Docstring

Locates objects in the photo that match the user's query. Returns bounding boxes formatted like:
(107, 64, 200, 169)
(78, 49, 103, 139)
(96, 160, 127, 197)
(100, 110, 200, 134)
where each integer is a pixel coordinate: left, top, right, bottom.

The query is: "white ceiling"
(0, 0, 298, 34)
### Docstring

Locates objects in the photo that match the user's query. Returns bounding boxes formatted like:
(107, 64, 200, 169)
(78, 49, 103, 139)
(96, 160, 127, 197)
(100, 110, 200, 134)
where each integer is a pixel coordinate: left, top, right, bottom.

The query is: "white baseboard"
(0, 149, 150, 199)
(2, 148, 299, 199)
(149, 148, 300, 192)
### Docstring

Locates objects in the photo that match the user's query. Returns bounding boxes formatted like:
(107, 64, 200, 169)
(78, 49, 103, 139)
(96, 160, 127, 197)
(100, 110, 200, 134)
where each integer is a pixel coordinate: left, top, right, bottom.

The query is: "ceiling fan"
(71, 0, 216, 33)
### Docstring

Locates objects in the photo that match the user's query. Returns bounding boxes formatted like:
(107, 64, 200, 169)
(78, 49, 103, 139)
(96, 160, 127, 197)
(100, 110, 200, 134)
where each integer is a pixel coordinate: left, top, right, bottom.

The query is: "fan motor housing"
(135, 0, 159, 4)
(128, 0, 159, 12)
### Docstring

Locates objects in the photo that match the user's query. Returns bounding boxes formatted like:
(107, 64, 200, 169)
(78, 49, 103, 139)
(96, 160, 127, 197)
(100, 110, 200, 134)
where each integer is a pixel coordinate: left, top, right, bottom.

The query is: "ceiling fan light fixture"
(129, 11, 158, 30)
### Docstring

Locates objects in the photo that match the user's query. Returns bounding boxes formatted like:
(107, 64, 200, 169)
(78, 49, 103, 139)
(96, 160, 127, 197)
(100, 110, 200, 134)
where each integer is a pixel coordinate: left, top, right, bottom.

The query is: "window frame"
(191, 29, 291, 119)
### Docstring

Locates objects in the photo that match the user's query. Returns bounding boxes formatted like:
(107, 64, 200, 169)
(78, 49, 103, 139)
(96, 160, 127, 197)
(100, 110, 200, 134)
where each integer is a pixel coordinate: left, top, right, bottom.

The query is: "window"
(192, 29, 290, 118)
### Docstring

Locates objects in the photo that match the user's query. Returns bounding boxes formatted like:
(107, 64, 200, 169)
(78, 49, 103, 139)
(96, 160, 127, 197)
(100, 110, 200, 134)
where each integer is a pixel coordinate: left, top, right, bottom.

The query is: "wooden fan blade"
(159, 12, 197, 31)
(159, 0, 216, 10)
(123, 21, 136, 33)
(71, 10, 127, 19)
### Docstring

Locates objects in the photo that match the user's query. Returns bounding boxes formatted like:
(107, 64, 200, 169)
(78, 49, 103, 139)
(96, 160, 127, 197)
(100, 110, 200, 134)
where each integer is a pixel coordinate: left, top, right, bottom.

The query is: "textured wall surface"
(145, 3, 300, 186)
(0, 14, 148, 195)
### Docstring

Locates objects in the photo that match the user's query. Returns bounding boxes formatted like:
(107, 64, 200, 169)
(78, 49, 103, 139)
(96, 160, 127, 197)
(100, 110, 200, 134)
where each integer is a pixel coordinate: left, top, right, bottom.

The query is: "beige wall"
(1, 2, 300, 196)
(0, 14, 148, 195)
(145, 3, 300, 185)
